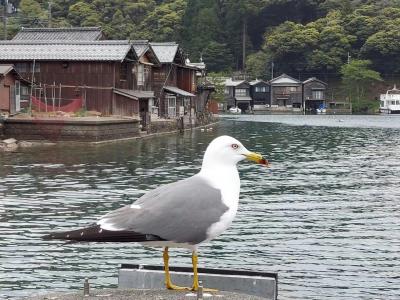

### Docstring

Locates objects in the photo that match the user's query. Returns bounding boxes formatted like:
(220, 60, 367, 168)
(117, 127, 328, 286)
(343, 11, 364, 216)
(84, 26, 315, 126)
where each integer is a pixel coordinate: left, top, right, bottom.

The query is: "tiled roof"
(150, 42, 180, 63)
(131, 40, 149, 58)
(270, 73, 301, 85)
(13, 27, 103, 41)
(0, 40, 135, 61)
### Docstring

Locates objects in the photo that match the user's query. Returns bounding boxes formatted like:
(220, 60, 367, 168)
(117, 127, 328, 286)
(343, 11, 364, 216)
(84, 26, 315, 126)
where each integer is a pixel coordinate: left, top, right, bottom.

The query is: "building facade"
(303, 77, 328, 112)
(0, 65, 29, 115)
(270, 74, 303, 108)
(250, 79, 270, 109)
(224, 79, 251, 112)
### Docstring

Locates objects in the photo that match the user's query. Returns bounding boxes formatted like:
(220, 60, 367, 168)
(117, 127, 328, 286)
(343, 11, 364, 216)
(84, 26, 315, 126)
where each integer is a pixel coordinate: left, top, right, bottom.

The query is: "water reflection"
(1, 116, 400, 299)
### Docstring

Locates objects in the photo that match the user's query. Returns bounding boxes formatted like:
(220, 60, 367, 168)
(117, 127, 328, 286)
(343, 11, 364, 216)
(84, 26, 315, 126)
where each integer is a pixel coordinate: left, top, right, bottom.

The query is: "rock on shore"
(0, 138, 33, 152)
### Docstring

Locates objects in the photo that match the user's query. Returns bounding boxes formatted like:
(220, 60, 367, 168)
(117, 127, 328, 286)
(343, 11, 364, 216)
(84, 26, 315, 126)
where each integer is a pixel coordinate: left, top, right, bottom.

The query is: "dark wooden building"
(0, 65, 29, 115)
(270, 74, 302, 108)
(249, 79, 270, 109)
(0, 40, 145, 117)
(303, 77, 328, 111)
(224, 79, 251, 112)
(150, 42, 198, 119)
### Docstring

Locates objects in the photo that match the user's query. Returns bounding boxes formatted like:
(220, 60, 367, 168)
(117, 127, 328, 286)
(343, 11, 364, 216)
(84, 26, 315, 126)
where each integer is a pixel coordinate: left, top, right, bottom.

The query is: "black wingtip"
(42, 225, 166, 243)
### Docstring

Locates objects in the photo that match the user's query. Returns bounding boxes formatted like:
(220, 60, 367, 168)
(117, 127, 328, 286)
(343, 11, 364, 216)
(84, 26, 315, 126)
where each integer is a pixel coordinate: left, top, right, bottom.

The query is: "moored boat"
(380, 85, 400, 114)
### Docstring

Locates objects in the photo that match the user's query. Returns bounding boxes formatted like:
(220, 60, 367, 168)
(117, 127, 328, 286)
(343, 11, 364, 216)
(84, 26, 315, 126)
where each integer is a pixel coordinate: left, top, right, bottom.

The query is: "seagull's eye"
(231, 144, 239, 150)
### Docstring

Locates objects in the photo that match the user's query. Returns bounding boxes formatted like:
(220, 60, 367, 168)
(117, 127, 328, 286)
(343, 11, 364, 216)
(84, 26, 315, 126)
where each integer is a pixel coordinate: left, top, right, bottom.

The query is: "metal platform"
(119, 264, 278, 299)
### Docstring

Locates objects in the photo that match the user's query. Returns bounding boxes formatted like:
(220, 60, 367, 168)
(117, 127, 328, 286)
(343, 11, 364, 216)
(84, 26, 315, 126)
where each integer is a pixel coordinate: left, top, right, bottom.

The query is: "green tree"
(18, 0, 47, 27)
(341, 59, 382, 112)
(263, 21, 319, 74)
(207, 72, 228, 103)
(68, 1, 100, 26)
(246, 51, 270, 80)
(138, 0, 187, 41)
(360, 19, 400, 73)
(202, 41, 234, 73)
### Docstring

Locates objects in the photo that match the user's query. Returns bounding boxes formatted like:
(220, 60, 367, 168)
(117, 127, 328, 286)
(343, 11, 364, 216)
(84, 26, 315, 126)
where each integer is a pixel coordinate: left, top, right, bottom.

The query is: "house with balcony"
(224, 79, 251, 112)
(270, 74, 302, 109)
(303, 77, 328, 112)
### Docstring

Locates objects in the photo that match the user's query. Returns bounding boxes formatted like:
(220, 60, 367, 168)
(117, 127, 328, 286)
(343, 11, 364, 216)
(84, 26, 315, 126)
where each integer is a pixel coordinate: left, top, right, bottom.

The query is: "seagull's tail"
(43, 224, 165, 243)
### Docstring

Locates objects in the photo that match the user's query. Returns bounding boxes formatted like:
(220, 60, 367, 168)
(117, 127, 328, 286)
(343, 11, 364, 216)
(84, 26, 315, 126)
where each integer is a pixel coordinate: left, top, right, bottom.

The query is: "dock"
(28, 288, 266, 299)
(28, 264, 278, 299)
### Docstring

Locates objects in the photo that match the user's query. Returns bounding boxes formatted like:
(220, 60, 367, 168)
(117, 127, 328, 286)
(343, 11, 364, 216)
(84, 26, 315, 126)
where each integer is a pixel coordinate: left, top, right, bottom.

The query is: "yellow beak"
(245, 152, 269, 166)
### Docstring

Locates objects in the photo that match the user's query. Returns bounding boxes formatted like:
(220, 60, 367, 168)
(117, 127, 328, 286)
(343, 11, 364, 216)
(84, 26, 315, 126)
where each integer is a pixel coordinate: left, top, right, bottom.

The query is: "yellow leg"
(191, 251, 199, 290)
(163, 247, 190, 291)
(191, 251, 218, 292)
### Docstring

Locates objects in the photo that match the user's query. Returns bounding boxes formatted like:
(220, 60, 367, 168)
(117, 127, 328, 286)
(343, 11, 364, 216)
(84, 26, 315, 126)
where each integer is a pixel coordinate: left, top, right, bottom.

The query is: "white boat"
(229, 106, 242, 114)
(380, 85, 400, 114)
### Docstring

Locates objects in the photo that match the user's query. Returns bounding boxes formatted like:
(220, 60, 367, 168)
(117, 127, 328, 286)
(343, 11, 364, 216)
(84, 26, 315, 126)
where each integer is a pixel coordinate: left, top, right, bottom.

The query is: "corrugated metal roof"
(13, 27, 103, 41)
(164, 86, 195, 97)
(114, 89, 155, 100)
(150, 42, 179, 63)
(303, 77, 327, 85)
(249, 79, 268, 86)
(0, 64, 14, 75)
(0, 40, 135, 61)
(225, 79, 247, 87)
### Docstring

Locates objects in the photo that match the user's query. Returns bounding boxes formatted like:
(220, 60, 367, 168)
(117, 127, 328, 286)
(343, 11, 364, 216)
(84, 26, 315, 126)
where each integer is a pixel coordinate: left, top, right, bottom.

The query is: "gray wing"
(98, 175, 228, 245)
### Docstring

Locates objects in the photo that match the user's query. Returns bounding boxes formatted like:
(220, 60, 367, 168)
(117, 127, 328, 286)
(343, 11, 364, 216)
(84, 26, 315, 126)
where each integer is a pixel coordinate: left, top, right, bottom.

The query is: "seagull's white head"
(201, 135, 269, 169)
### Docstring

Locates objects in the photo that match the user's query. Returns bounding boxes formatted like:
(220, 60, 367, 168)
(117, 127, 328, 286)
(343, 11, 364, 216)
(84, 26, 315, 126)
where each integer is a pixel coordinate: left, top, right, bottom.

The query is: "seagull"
(44, 135, 269, 291)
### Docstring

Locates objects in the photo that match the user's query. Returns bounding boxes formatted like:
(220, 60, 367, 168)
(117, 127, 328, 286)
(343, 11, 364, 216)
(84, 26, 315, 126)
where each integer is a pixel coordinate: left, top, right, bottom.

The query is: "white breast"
(199, 166, 241, 243)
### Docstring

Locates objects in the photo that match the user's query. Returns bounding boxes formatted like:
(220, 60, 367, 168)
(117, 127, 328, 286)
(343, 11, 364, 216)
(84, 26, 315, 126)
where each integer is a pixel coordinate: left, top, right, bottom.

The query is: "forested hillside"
(2, 0, 400, 80)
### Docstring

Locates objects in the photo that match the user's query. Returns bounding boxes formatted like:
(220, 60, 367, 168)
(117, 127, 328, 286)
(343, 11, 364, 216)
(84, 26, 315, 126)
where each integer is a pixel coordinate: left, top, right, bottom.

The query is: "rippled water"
(1, 115, 400, 299)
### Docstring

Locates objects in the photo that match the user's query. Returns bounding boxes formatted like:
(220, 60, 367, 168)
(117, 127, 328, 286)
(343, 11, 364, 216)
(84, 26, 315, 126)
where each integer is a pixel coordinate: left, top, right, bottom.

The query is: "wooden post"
(58, 83, 61, 111)
(44, 84, 48, 113)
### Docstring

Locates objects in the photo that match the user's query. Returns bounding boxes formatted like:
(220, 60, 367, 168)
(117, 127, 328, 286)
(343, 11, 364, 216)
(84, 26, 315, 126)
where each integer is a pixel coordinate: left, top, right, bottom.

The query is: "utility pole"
(3, 0, 8, 40)
(242, 19, 246, 75)
(271, 61, 274, 80)
(48, 1, 52, 28)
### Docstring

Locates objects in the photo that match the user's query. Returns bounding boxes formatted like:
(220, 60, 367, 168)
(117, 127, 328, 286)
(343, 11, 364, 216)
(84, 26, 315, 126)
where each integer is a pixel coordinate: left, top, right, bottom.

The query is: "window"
(380, 101, 384, 107)
(255, 86, 268, 93)
(166, 95, 176, 117)
(137, 64, 144, 86)
(312, 90, 324, 100)
(154, 71, 166, 81)
(21, 86, 29, 96)
(224, 87, 229, 94)
(235, 88, 248, 96)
